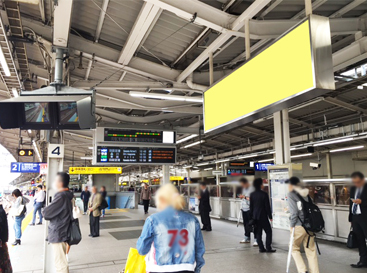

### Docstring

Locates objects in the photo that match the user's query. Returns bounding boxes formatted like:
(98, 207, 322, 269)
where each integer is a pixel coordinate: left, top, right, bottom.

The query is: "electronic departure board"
(96, 146, 176, 164)
(227, 168, 255, 176)
(103, 128, 175, 144)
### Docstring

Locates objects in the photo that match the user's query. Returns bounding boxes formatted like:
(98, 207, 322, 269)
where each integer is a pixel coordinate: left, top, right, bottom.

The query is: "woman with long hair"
(137, 183, 205, 273)
(11, 189, 28, 246)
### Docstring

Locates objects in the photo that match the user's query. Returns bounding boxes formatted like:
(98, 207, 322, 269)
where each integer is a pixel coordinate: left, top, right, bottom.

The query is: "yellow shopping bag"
(124, 248, 146, 273)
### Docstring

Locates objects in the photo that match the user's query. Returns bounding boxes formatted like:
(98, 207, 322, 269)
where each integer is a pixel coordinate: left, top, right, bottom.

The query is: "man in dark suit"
(349, 171, 367, 268)
(250, 178, 276, 253)
(199, 182, 212, 231)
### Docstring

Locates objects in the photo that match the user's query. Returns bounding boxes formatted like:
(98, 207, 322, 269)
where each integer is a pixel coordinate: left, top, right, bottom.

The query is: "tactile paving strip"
(109, 230, 142, 240)
(100, 220, 145, 229)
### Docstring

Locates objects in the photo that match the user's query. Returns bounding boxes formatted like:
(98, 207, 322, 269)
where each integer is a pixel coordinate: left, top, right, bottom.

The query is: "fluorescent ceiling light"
(27, 129, 32, 134)
(330, 145, 364, 153)
(291, 153, 312, 158)
(183, 165, 192, 169)
(192, 170, 200, 172)
(81, 156, 93, 160)
(0, 46, 11, 76)
(12, 88, 18, 97)
(313, 137, 353, 147)
(216, 158, 229, 163)
(88, 147, 94, 150)
(204, 168, 213, 171)
(258, 158, 274, 163)
(183, 140, 204, 149)
(129, 91, 203, 103)
(197, 162, 210, 166)
(177, 134, 198, 144)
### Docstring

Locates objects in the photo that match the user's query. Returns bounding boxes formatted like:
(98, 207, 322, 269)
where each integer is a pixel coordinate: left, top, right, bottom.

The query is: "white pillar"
(273, 110, 291, 165)
(162, 165, 170, 184)
(282, 109, 291, 164)
(186, 168, 191, 184)
(326, 152, 333, 179)
(44, 143, 64, 273)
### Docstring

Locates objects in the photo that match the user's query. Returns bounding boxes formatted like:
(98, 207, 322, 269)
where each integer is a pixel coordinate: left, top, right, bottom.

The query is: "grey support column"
(162, 165, 170, 184)
(273, 110, 291, 165)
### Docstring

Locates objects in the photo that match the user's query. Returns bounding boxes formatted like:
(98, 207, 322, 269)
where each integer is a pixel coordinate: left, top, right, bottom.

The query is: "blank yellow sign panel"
(204, 21, 315, 133)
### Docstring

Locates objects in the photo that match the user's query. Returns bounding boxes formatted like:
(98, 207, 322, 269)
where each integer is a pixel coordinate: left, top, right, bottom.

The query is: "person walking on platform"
(88, 186, 102, 237)
(0, 201, 12, 273)
(43, 172, 74, 273)
(80, 186, 91, 215)
(288, 176, 319, 273)
(140, 183, 151, 214)
(100, 186, 107, 217)
(250, 178, 276, 253)
(30, 185, 45, 226)
(349, 171, 367, 268)
(10, 189, 28, 246)
(137, 183, 205, 273)
(239, 178, 257, 245)
(199, 182, 212, 232)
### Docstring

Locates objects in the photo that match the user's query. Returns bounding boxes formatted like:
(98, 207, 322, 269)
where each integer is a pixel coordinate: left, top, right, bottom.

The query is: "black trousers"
(352, 214, 367, 264)
(143, 199, 150, 213)
(255, 214, 272, 251)
(90, 214, 100, 237)
(83, 201, 88, 213)
(200, 210, 211, 230)
(242, 210, 251, 238)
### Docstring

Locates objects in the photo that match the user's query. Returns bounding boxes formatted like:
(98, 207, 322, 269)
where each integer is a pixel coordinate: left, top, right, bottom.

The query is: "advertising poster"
(189, 197, 199, 213)
(269, 168, 290, 230)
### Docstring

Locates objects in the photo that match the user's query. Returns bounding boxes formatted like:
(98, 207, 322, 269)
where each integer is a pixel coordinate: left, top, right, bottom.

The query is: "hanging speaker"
(307, 146, 315, 153)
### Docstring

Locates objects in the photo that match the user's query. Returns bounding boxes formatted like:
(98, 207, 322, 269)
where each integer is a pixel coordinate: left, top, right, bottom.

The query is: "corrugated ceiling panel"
(140, 10, 204, 63)
(98, 0, 144, 47)
(71, 0, 103, 38)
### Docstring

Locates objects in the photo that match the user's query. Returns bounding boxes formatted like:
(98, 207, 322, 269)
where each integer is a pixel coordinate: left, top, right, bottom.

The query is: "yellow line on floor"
(22, 209, 34, 231)
(109, 209, 128, 214)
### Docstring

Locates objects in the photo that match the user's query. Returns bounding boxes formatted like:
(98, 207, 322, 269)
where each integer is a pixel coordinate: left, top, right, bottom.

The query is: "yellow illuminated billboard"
(69, 167, 122, 174)
(204, 16, 334, 133)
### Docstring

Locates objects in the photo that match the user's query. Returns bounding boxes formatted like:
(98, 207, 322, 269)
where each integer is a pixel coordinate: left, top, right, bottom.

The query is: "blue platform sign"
(10, 162, 40, 173)
(255, 163, 274, 171)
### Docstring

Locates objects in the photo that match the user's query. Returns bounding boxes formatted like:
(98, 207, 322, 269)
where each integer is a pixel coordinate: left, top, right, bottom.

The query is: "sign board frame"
(203, 15, 334, 134)
(69, 166, 122, 174)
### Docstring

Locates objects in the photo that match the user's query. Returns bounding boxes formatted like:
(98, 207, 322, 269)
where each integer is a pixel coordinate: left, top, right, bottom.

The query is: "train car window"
(306, 185, 331, 204)
(221, 185, 234, 198)
(209, 186, 219, 197)
(336, 185, 350, 206)
(180, 186, 188, 196)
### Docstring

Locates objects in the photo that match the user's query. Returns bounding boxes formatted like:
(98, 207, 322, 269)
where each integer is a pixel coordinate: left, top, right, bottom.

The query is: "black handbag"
(347, 228, 358, 249)
(68, 218, 82, 246)
(99, 198, 108, 210)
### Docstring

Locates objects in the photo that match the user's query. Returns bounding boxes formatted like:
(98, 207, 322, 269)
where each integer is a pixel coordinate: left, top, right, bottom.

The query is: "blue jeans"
(102, 209, 105, 216)
(32, 202, 43, 224)
(14, 214, 25, 239)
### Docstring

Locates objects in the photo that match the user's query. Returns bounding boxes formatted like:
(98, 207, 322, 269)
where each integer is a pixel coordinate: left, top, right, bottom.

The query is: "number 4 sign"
(48, 144, 65, 158)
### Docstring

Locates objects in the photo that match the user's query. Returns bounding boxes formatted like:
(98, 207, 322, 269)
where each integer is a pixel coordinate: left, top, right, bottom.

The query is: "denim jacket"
(137, 207, 205, 273)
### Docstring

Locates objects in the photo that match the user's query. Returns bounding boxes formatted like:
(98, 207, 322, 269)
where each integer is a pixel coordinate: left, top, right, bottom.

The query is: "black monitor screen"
(59, 102, 78, 124)
(24, 102, 50, 123)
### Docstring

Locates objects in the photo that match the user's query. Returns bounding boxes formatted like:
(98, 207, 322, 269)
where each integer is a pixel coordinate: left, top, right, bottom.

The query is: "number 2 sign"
(48, 144, 65, 158)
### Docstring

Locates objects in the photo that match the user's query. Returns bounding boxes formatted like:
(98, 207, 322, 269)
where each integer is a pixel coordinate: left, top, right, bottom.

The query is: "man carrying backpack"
(288, 177, 320, 273)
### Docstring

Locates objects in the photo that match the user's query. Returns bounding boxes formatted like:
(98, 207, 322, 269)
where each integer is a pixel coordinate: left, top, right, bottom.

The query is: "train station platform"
(9, 206, 359, 273)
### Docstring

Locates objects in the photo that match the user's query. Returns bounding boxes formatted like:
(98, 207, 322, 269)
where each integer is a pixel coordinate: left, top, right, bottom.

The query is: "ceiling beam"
(144, 0, 237, 33)
(53, 0, 74, 47)
(96, 108, 197, 124)
(292, 0, 328, 19)
(333, 36, 367, 72)
(95, 0, 110, 42)
(329, 0, 367, 18)
(39, 0, 46, 23)
(324, 97, 367, 115)
(118, 2, 162, 65)
(259, 0, 285, 18)
(176, 0, 272, 82)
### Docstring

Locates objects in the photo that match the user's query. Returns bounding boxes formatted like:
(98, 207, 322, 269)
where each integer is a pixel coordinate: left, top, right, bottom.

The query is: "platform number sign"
(48, 144, 64, 158)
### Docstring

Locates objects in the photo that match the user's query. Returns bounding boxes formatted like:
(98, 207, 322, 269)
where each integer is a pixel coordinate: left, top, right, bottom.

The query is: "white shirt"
(353, 188, 362, 215)
(35, 190, 45, 203)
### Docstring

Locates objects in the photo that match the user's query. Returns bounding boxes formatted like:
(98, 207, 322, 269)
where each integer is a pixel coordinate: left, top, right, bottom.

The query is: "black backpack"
(99, 198, 108, 210)
(296, 194, 325, 233)
(296, 193, 325, 254)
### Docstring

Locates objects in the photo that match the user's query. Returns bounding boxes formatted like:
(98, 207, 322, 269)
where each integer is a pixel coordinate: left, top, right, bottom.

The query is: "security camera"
(310, 162, 321, 170)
